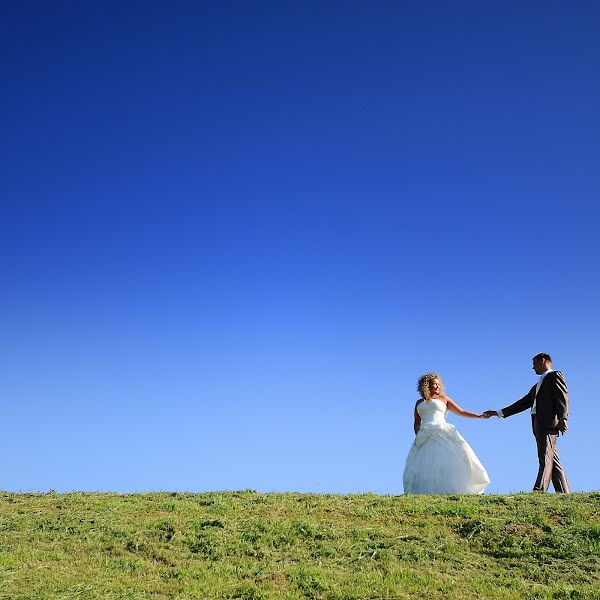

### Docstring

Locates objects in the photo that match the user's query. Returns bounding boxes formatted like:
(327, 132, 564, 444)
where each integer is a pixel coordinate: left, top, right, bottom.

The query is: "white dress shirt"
(498, 369, 553, 418)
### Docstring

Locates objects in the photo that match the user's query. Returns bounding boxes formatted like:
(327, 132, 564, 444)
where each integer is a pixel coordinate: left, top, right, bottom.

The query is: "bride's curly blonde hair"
(417, 372, 444, 401)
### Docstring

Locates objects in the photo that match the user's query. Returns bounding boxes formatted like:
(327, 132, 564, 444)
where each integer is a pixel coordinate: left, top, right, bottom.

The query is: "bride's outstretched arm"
(445, 396, 484, 419)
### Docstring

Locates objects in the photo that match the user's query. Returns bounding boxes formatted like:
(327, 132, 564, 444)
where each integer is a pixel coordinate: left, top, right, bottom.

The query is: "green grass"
(0, 491, 599, 599)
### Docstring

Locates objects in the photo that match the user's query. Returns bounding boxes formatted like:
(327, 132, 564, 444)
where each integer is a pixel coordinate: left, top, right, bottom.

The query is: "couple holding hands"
(403, 353, 571, 494)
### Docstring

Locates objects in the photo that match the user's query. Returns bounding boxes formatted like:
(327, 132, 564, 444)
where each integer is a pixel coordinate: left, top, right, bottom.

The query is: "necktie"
(532, 376, 544, 414)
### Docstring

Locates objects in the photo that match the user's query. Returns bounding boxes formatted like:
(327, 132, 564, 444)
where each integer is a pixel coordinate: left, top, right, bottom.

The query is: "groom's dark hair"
(533, 352, 552, 363)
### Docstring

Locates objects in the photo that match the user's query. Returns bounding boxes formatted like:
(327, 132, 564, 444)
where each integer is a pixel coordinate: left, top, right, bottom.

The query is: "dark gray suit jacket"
(502, 371, 569, 430)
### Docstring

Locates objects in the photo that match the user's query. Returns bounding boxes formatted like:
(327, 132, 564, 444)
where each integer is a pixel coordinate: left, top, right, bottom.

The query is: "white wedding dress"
(403, 399, 490, 494)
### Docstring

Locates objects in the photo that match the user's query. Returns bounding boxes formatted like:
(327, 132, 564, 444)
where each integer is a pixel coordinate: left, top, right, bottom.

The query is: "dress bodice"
(417, 399, 448, 426)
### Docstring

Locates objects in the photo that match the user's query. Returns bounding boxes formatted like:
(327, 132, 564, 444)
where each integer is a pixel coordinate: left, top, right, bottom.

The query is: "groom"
(484, 353, 571, 493)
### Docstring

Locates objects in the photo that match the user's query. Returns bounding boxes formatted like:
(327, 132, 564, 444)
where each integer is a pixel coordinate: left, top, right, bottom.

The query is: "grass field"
(0, 491, 598, 599)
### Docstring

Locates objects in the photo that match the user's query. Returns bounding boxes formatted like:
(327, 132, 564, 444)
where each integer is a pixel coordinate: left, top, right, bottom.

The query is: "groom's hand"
(557, 418, 568, 434)
(482, 410, 498, 418)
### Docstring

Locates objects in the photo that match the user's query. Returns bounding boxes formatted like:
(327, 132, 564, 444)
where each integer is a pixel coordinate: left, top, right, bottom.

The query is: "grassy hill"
(0, 491, 598, 599)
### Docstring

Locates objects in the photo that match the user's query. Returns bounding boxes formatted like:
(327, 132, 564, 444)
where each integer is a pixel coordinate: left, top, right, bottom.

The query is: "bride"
(403, 373, 490, 494)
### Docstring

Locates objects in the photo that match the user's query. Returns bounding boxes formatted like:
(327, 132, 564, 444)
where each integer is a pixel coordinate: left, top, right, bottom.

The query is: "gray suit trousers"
(532, 417, 570, 493)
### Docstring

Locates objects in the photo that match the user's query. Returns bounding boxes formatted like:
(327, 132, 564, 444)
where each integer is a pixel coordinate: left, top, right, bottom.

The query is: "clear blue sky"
(1, 1, 599, 494)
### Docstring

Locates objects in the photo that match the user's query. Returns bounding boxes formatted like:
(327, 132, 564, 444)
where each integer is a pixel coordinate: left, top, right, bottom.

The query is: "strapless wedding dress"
(403, 399, 490, 494)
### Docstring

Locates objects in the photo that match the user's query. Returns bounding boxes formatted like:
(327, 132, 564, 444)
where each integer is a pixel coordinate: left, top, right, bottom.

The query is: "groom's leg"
(532, 422, 557, 492)
(550, 445, 571, 493)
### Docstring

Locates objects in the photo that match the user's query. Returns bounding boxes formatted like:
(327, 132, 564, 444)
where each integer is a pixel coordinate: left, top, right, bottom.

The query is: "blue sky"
(1, 1, 599, 494)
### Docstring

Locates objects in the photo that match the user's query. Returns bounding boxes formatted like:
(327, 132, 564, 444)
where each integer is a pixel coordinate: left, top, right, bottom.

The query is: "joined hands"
(482, 410, 498, 419)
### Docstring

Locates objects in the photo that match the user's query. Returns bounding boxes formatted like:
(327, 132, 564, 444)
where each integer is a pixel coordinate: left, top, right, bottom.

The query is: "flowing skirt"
(403, 422, 490, 494)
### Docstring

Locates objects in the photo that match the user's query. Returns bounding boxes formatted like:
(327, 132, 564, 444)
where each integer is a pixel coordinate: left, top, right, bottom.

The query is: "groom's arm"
(552, 371, 569, 433)
(500, 389, 534, 418)
(552, 371, 569, 421)
(484, 389, 534, 418)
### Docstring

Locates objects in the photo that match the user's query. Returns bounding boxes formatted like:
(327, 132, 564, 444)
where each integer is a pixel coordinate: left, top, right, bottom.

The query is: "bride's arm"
(445, 396, 483, 419)
(413, 401, 422, 434)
